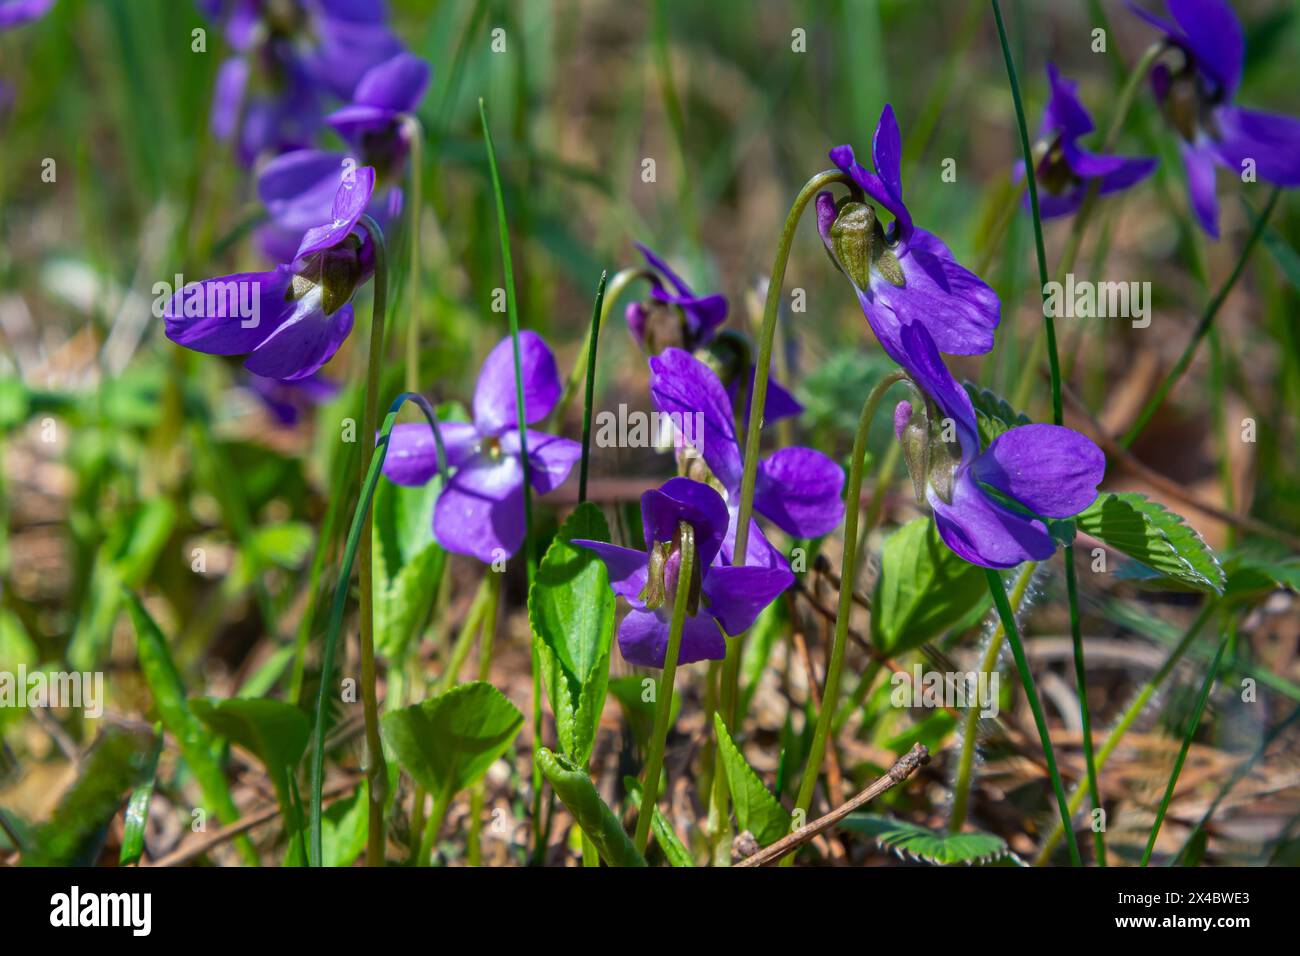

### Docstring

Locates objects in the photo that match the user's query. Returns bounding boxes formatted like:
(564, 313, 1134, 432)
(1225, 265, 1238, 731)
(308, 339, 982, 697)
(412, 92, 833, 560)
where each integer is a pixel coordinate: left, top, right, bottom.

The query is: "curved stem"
(783, 370, 908, 864)
(552, 266, 653, 429)
(1120, 186, 1280, 448)
(948, 561, 1036, 833)
(634, 522, 695, 854)
(578, 270, 609, 504)
(308, 389, 449, 867)
(984, 567, 1082, 866)
(357, 215, 390, 867)
(403, 116, 424, 392)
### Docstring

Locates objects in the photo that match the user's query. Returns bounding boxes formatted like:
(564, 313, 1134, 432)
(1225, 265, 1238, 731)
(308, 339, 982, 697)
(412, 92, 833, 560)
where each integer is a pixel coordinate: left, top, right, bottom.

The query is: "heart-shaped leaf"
(529, 503, 616, 766)
(373, 475, 446, 661)
(190, 697, 310, 808)
(381, 681, 523, 801)
(871, 518, 991, 655)
(623, 776, 693, 866)
(1076, 492, 1224, 594)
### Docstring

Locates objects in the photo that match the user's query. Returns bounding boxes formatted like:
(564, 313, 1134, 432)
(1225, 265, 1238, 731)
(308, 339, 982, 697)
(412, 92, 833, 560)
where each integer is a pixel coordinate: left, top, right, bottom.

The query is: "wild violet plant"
(13, 0, 1300, 880)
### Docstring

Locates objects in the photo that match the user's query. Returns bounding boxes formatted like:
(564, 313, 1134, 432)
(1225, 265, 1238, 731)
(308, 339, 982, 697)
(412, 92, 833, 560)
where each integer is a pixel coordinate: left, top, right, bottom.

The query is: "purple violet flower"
(326, 51, 429, 178)
(649, 347, 844, 566)
(816, 105, 1001, 365)
(575, 477, 794, 668)
(246, 370, 338, 426)
(891, 320, 1106, 569)
(202, 0, 402, 166)
(381, 332, 582, 563)
(628, 242, 802, 422)
(256, 149, 402, 263)
(164, 165, 377, 381)
(1021, 63, 1157, 218)
(0, 0, 53, 29)
(1131, 0, 1300, 237)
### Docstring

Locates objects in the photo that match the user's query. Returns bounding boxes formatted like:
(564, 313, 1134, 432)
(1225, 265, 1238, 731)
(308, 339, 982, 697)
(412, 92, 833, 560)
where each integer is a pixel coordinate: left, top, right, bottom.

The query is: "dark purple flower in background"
(817, 105, 1000, 365)
(1021, 63, 1156, 218)
(1131, 0, 1300, 238)
(649, 348, 844, 565)
(326, 51, 429, 178)
(0, 0, 53, 29)
(202, 0, 401, 166)
(165, 165, 376, 381)
(628, 242, 802, 423)
(892, 320, 1105, 569)
(575, 477, 793, 668)
(381, 333, 581, 563)
(246, 370, 338, 426)
(256, 150, 401, 262)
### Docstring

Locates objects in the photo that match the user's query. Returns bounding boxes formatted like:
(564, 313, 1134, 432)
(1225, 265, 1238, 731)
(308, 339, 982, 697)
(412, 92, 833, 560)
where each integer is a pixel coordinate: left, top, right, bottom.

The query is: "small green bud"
(829, 201, 877, 290)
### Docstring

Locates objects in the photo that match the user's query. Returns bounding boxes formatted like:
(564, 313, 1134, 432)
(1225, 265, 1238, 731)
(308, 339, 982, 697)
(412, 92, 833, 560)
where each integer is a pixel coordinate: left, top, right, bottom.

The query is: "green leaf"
(608, 675, 680, 750)
(623, 776, 693, 866)
(190, 697, 310, 811)
(373, 474, 447, 661)
(321, 783, 370, 869)
(964, 383, 1030, 447)
(842, 814, 1017, 865)
(1076, 492, 1225, 594)
(24, 724, 157, 866)
(381, 681, 523, 801)
(871, 518, 992, 655)
(529, 502, 616, 766)
(119, 723, 163, 866)
(125, 592, 256, 864)
(1222, 546, 1300, 605)
(713, 713, 790, 847)
(536, 748, 645, 867)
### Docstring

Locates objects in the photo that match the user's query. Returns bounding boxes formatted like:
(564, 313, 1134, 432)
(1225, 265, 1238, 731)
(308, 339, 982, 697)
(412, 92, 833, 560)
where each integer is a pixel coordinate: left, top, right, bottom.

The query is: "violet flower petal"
(648, 348, 743, 492)
(1211, 106, 1300, 187)
(753, 446, 846, 538)
(472, 331, 563, 436)
(970, 423, 1105, 519)
(382, 420, 478, 486)
(1180, 140, 1221, 239)
(501, 429, 582, 494)
(243, 301, 355, 382)
(164, 268, 294, 356)
(640, 477, 729, 569)
(618, 608, 726, 668)
(929, 473, 1057, 569)
(572, 540, 650, 608)
(294, 165, 377, 261)
(432, 451, 526, 562)
(701, 564, 795, 636)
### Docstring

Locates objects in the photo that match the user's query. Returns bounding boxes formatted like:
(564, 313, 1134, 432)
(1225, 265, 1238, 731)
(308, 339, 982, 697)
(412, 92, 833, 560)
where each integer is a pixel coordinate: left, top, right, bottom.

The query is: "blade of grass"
(478, 98, 545, 863)
(578, 270, 609, 504)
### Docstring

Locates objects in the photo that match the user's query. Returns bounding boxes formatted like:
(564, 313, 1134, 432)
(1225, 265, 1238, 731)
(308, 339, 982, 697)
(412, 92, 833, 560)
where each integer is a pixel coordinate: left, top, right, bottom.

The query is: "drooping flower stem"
(478, 99, 546, 860)
(984, 566, 1082, 867)
(783, 370, 908, 864)
(720, 167, 852, 726)
(1119, 186, 1281, 448)
(357, 215, 391, 867)
(466, 571, 504, 866)
(552, 267, 654, 429)
(578, 270, 609, 504)
(309, 391, 449, 867)
(948, 561, 1037, 833)
(403, 115, 425, 392)
(1034, 601, 1217, 865)
(1140, 630, 1229, 866)
(633, 521, 695, 854)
